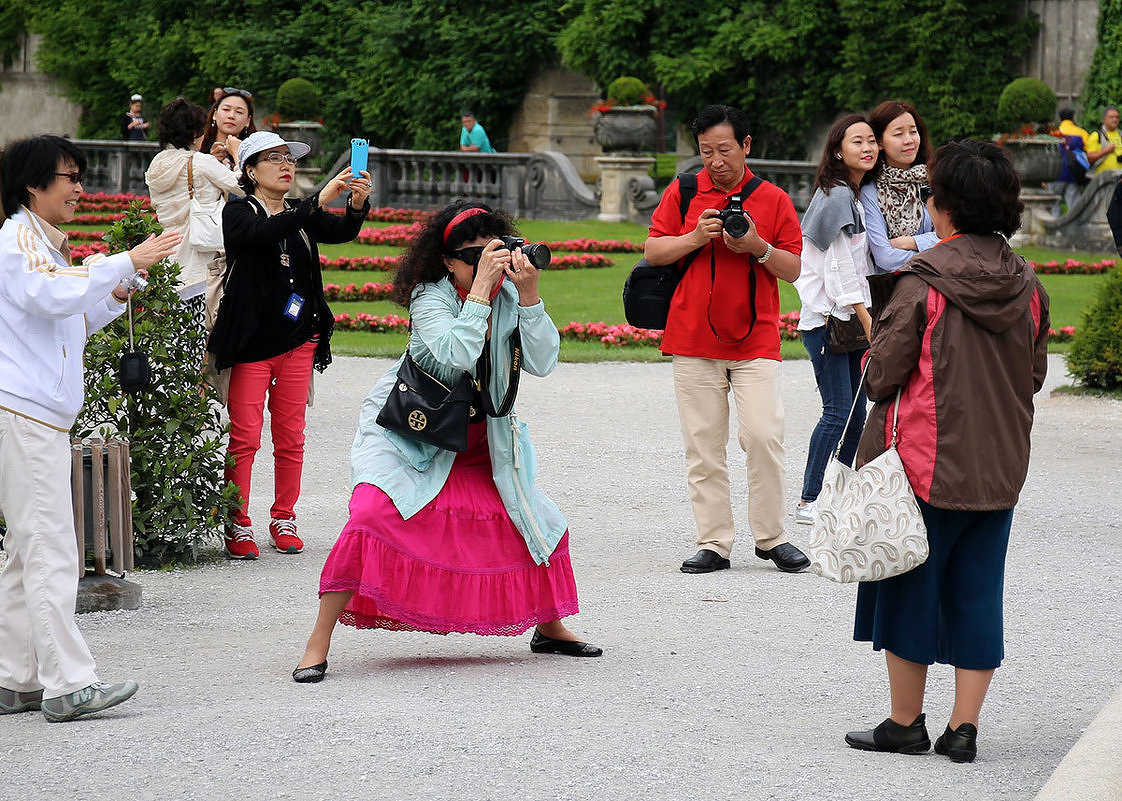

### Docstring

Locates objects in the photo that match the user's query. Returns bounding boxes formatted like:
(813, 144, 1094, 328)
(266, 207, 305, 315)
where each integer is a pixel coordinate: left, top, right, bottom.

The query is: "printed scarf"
(875, 163, 927, 239)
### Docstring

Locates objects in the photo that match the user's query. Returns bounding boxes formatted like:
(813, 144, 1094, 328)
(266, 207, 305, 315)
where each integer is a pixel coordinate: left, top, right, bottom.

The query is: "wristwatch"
(757, 242, 774, 263)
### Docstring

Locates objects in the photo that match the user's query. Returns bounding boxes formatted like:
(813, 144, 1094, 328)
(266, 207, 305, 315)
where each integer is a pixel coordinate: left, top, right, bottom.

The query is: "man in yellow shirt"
(1087, 106, 1121, 174)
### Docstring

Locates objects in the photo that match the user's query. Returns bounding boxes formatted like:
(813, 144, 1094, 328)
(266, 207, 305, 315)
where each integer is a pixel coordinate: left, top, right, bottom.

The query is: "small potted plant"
(993, 76, 1061, 184)
(592, 76, 664, 153)
(271, 77, 324, 155)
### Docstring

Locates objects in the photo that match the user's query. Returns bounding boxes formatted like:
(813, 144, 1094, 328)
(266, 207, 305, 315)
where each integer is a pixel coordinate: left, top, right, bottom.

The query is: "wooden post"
(90, 440, 106, 576)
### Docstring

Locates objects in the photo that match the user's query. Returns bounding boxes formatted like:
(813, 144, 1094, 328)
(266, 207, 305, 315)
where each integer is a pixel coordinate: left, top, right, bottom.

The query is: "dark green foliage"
(275, 77, 321, 121)
(73, 204, 240, 566)
(606, 76, 647, 106)
(1067, 266, 1122, 391)
(1079, 0, 1122, 131)
(997, 77, 1057, 130)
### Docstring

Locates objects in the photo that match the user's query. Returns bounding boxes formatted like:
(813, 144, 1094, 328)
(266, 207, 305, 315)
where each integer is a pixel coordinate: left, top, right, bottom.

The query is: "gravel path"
(1, 353, 1118, 801)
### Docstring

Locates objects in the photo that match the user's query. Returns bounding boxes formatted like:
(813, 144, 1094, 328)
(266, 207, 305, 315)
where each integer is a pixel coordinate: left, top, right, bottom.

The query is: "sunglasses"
(261, 152, 298, 165)
(55, 171, 84, 184)
(919, 185, 933, 204)
(449, 247, 484, 267)
(222, 87, 253, 99)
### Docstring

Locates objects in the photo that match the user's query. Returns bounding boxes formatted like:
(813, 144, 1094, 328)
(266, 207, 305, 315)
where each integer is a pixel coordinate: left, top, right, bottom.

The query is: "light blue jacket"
(349, 277, 566, 565)
(859, 182, 938, 274)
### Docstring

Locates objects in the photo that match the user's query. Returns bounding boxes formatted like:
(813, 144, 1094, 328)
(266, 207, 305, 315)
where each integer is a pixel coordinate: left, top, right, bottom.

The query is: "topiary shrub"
(997, 77, 1057, 130)
(606, 76, 648, 107)
(1066, 266, 1122, 391)
(73, 204, 240, 566)
(276, 77, 322, 121)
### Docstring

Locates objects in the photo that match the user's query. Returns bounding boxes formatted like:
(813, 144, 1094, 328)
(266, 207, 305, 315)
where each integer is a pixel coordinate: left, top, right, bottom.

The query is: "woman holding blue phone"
(208, 131, 372, 560)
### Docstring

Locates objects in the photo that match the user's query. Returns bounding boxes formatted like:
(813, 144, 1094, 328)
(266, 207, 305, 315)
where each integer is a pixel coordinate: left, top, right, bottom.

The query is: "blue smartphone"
(350, 138, 369, 178)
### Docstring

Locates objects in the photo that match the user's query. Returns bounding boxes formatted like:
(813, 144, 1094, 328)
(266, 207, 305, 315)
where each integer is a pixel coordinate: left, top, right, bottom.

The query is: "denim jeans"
(800, 324, 867, 502)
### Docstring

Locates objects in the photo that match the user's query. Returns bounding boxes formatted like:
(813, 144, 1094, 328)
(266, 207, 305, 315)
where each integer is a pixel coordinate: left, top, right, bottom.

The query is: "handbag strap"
(187, 153, 196, 200)
(833, 359, 902, 459)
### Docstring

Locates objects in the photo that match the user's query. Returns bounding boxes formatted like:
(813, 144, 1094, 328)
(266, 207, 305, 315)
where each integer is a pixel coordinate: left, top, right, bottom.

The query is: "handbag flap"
(397, 355, 473, 404)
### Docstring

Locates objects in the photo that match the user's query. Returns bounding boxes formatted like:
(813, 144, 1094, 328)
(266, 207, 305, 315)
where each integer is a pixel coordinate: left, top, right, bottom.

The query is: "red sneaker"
(224, 522, 259, 560)
(269, 518, 304, 554)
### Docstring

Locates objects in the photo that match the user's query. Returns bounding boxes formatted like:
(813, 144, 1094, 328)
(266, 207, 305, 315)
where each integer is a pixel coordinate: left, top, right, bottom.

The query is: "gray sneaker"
(0, 686, 43, 714)
(41, 681, 138, 722)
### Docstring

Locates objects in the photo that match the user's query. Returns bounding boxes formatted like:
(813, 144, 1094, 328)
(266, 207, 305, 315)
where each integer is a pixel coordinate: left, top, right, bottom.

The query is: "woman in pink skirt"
(293, 201, 600, 682)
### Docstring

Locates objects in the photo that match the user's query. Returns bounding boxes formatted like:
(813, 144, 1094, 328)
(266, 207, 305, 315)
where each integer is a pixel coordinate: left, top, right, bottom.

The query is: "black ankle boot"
(845, 713, 931, 754)
(934, 722, 978, 763)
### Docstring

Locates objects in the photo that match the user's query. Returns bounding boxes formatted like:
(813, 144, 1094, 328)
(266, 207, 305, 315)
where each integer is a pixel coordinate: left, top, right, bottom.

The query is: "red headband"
(442, 207, 488, 244)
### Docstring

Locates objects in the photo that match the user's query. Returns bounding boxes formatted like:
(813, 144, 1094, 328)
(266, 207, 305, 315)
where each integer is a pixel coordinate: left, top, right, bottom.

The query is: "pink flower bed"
(322, 255, 401, 271)
(324, 282, 394, 302)
(332, 312, 411, 333)
(75, 192, 150, 212)
(1030, 258, 1116, 275)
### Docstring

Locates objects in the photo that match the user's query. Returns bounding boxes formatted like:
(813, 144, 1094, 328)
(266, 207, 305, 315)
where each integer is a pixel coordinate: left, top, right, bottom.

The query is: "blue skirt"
(853, 499, 1015, 670)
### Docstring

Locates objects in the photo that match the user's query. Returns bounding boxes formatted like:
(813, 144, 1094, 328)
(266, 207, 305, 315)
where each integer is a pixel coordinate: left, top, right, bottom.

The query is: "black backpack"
(622, 172, 699, 330)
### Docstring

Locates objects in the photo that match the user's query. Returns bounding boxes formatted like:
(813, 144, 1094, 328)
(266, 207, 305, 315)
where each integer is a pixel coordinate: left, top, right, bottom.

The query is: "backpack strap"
(677, 171, 698, 223)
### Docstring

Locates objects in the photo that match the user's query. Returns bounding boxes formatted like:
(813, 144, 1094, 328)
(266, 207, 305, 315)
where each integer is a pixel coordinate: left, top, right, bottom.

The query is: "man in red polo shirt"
(645, 104, 808, 575)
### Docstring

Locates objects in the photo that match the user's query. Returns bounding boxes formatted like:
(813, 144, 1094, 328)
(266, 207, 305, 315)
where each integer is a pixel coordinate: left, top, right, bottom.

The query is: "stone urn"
(277, 121, 323, 157)
(593, 106, 658, 153)
(999, 137, 1062, 185)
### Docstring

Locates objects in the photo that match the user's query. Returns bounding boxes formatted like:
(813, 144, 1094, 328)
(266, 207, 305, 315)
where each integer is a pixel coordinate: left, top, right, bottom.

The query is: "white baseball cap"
(237, 131, 311, 172)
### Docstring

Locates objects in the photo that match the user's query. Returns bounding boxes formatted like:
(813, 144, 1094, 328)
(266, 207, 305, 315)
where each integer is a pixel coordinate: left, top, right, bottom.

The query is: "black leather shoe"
(755, 542, 810, 573)
(680, 549, 731, 573)
(845, 714, 931, 754)
(934, 722, 978, 763)
(292, 661, 327, 683)
(529, 630, 603, 657)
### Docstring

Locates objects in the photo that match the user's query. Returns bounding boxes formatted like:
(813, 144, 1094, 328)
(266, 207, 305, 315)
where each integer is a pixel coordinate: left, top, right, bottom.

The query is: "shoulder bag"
(376, 352, 476, 452)
(807, 372, 929, 583)
(826, 311, 869, 353)
(187, 154, 224, 251)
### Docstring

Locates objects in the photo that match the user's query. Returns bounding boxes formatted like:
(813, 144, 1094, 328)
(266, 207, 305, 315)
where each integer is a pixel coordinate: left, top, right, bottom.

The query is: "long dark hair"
(199, 91, 257, 158)
(868, 100, 932, 171)
(813, 113, 872, 194)
(391, 200, 514, 308)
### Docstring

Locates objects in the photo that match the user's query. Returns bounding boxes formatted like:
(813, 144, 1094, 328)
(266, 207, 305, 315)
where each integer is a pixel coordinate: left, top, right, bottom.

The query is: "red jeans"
(225, 340, 316, 527)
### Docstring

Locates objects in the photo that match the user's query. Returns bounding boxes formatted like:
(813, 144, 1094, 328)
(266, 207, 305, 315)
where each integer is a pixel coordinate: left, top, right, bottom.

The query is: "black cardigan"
(208, 194, 367, 371)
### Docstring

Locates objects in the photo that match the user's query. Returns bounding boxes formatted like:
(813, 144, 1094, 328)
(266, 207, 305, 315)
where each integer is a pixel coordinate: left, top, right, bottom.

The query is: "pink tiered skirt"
(319, 424, 580, 636)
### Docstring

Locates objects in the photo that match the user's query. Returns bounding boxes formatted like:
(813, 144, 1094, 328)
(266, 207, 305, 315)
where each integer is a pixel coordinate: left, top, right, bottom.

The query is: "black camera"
(497, 236, 552, 270)
(716, 194, 752, 238)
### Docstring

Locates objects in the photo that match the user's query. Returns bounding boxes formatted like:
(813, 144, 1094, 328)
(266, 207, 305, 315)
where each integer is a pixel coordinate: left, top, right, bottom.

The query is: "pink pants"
(225, 340, 316, 527)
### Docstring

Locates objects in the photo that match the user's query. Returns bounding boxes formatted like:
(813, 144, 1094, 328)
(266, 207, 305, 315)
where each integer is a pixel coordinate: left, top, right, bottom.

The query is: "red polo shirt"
(648, 168, 802, 360)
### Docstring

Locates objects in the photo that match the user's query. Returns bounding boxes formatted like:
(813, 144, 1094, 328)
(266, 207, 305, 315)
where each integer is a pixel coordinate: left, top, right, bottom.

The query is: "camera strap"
(706, 176, 763, 345)
(476, 327, 522, 417)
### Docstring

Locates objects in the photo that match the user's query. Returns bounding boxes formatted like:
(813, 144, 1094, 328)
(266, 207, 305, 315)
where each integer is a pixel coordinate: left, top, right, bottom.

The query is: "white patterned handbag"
(807, 385, 929, 583)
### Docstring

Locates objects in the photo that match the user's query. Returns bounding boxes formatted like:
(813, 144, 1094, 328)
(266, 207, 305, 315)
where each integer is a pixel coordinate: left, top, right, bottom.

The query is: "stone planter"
(276, 121, 323, 156)
(1000, 138, 1062, 185)
(593, 105, 658, 153)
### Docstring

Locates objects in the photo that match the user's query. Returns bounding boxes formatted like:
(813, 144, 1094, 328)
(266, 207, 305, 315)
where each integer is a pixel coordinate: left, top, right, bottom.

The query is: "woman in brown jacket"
(843, 140, 1050, 763)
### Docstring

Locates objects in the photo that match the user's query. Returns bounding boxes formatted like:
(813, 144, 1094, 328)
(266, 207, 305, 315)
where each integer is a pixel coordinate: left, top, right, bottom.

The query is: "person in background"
(644, 104, 809, 575)
(144, 97, 241, 333)
(207, 132, 370, 560)
(860, 100, 937, 273)
(120, 94, 150, 141)
(1050, 107, 1090, 217)
(459, 111, 495, 153)
(844, 140, 1049, 764)
(792, 114, 877, 525)
(0, 135, 180, 722)
(200, 88, 257, 170)
(292, 200, 599, 684)
(210, 86, 224, 107)
(1087, 105, 1121, 175)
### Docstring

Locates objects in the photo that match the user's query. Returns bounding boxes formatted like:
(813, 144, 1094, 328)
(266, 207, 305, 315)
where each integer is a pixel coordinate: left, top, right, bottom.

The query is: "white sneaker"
(795, 502, 817, 525)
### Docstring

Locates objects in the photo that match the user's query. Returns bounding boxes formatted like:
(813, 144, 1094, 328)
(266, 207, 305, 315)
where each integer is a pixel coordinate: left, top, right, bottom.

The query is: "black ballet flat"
(292, 661, 328, 683)
(529, 630, 603, 658)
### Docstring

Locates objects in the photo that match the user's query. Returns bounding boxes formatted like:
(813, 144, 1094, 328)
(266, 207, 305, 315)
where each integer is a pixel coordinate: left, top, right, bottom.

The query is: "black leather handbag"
(826, 314, 869, 354)
(376, 353, 476, 452)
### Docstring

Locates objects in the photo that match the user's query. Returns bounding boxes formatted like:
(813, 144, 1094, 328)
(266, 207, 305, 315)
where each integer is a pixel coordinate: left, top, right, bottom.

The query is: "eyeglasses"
(55, 172, 84, 184)
(919, 185, 933, 204)
(222, 87, 253, 99)
(449, 247, 484, 267)
(261, 152, 298, 165)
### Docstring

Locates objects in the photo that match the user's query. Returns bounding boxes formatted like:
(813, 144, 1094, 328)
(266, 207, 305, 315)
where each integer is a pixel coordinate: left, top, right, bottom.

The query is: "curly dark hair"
(391, 200, 515, 308)
(158, 97, 207, 150)
(928, 139, 1023, 238)
(814, 113, 873, 193)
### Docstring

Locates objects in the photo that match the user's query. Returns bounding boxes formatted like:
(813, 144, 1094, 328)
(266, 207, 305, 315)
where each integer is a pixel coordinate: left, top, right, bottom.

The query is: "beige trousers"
(672, 356, 787, 557)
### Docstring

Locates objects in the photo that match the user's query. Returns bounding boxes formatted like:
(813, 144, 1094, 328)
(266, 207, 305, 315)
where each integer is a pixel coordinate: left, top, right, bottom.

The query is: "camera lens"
(722, 213, 750, 238)
(522, 243, 552, 269)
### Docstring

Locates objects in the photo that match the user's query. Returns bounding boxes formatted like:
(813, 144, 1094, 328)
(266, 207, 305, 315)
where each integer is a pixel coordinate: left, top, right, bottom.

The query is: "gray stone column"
(595, 155, 656, 223)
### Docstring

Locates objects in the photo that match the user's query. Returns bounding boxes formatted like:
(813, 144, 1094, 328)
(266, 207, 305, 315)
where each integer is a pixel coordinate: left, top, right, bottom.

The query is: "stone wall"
(0, 34, 83, 143)
(1019, 0, 1100, 111)
(507, 68, 603, 181)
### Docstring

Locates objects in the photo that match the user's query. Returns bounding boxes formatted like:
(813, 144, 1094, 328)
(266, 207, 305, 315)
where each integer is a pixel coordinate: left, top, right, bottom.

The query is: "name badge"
(283, 293, 305, 320)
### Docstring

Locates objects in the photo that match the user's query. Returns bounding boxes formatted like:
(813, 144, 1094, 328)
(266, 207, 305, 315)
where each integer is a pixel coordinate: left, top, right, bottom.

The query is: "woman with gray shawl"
(792, 113, 878, 525)
(859, 101, 937, 273)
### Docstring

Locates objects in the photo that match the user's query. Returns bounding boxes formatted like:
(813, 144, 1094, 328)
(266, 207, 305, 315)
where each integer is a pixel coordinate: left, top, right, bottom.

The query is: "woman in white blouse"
(792, 113, 878, 524)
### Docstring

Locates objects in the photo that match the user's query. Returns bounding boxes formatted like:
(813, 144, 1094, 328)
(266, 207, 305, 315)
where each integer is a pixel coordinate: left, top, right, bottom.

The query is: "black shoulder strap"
(677, 171, 698, 223)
